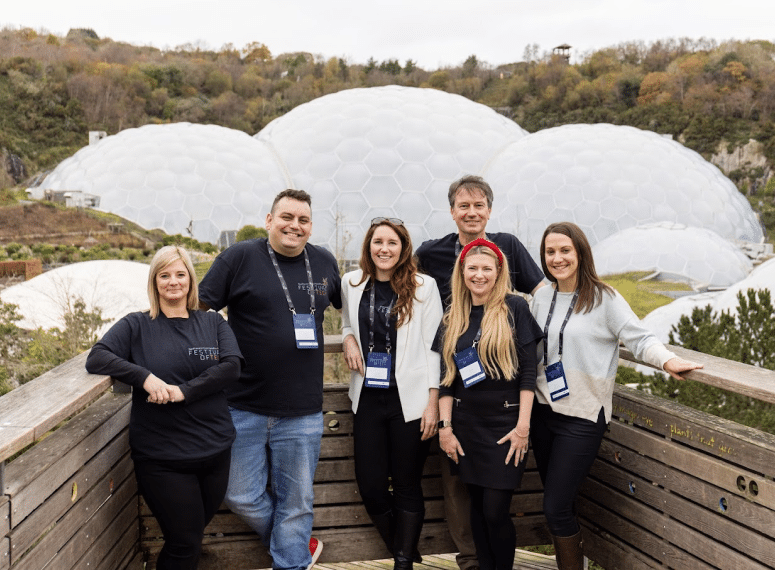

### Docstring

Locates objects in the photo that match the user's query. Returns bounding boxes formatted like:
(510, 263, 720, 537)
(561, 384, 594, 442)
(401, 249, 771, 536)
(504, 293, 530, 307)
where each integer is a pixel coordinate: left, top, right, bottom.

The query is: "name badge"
(545, 361, 569, 401)
(365, 352, 392, 388)
(454, 346, 486, 388)
(293, 313, 318, 349)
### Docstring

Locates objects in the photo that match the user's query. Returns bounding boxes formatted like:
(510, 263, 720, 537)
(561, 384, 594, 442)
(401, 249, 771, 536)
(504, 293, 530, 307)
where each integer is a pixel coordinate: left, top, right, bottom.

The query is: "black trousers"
(354, 386, 431, 514)
(530, 403, 607, 536)
(467, 484, 515, 570)
(134, 447, 231, 570)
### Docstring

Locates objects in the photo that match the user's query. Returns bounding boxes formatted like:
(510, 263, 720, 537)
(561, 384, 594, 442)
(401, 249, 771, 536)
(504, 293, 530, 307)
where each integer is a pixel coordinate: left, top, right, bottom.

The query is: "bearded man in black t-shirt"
(415, 175, 544, 570)
(200, 189, 341, 570)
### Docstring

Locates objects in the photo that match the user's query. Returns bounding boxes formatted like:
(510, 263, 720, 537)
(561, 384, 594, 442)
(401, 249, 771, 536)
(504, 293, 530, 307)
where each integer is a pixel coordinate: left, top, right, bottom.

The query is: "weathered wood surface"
(0, 352, 112, 461)
(5, 393, 131, 527)
(4, 337, 775, 569)
(578, 385, 775, 569)
(619, 344, 775, 404)
(1, 378, 136, 570)
(311, 550, 558, 570)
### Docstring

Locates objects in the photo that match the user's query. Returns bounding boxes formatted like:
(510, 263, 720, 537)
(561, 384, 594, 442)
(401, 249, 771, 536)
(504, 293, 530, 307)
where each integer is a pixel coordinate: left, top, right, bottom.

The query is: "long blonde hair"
(441, 246, 517, 386)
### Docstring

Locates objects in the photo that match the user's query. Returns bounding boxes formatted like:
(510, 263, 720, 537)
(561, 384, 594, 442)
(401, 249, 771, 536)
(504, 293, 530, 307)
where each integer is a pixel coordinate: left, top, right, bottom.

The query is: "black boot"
(393, 509, 424, 570)
(369, 510, 394, 555)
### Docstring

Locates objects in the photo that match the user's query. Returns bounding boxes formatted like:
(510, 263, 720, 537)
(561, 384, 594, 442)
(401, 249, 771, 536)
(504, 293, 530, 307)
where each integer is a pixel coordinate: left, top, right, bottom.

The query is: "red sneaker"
(307, 537, 323, 569)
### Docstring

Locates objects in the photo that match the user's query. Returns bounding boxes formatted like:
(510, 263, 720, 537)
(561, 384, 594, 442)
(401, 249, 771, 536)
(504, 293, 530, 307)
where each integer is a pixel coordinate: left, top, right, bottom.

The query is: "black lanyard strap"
(267, 243, 316, 315)
(453, 325, 482, 356)
(542, 287, 579, 364)
(368, 280, 396, 353)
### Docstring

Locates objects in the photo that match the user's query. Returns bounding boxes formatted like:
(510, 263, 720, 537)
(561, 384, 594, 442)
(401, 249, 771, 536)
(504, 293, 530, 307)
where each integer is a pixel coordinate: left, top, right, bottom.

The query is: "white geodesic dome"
(641, 257, 775, 344)
(32, 123, 290, 245)
(711, 256, 775, 314)
(256, 85, 528, 258)
(593, 222, 753, 288)
(641, 292, 722, 343)
(31, 92, 762, 270)
(0, 260, 150, 333)
(481, 124, 763, 261)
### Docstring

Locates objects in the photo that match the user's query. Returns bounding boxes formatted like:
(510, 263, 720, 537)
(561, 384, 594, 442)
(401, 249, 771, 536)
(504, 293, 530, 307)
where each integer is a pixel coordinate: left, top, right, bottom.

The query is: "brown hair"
(539, 221, 613, 314)
(351, 220, 418, 328)
(447, 175, 494, 208)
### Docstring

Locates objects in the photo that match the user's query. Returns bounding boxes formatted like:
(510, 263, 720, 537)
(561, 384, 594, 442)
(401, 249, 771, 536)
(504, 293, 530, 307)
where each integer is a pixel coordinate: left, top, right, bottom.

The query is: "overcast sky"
(3, 0, 774, 68)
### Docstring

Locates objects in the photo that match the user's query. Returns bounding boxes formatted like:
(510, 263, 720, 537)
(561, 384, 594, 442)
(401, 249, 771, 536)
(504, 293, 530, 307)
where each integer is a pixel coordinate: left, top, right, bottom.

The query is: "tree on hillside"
(623, 289, 775, 434)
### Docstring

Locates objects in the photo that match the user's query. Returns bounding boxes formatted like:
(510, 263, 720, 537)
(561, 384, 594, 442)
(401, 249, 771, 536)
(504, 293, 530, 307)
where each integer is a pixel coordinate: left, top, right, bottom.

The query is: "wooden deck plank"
(619, 345, 775, 405)
(0, 353, 112, 463)
(596, 436, 775, 536)
(6, 395, 131, 527)
(612, 387, 775, 479)
(10, 435, 133, 558)
(250, 549, 557, 570)
(601, 423, 775, 509)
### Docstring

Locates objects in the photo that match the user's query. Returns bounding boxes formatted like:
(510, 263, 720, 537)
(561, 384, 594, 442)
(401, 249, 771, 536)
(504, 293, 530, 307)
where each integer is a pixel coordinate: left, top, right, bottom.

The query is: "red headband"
(459, 238, 504, 267)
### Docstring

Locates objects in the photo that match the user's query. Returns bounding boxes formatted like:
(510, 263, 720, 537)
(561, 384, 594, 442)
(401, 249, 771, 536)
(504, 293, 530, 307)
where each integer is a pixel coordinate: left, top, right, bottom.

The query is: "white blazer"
(341, 270, 443, 422)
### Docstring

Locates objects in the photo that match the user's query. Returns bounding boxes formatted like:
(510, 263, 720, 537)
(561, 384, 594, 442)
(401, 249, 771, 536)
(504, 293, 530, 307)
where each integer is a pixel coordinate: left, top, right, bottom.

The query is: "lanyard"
(267, 243, 316, 315)
(454, 325, 482, 355)
(368, 281, 396, 353)
(542, 287, 579, 364)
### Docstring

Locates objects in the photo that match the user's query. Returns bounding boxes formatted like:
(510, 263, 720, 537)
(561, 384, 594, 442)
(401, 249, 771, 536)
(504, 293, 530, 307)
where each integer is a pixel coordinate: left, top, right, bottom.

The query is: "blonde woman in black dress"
(435, 238, 542, 570)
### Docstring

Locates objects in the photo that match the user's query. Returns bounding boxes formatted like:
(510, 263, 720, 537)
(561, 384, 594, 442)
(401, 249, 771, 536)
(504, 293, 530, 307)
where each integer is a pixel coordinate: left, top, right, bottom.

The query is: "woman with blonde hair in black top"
(87, 245, 243, 570)
(435, 238, 542, 570)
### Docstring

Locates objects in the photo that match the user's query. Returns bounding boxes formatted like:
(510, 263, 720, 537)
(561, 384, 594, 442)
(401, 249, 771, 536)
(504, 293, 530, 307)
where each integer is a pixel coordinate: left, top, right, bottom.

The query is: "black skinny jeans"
(134, 447, 231, 570)
(354, 386, 431, 514)
(530, 403, 607, 537)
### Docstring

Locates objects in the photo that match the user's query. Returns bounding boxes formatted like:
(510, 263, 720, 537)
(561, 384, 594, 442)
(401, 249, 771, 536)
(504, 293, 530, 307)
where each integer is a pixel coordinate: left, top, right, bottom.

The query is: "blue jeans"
(225, 408, 324, 570)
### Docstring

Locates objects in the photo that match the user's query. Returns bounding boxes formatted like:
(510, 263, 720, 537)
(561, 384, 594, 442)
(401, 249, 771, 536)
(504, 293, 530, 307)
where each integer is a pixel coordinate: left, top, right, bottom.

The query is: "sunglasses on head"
(371, 217, 404, 226)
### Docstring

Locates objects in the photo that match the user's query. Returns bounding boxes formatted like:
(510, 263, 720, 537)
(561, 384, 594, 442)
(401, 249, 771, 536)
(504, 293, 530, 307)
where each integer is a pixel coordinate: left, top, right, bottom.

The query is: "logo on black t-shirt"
(189, 347, 219, 360)
(298, 279, 329, 296)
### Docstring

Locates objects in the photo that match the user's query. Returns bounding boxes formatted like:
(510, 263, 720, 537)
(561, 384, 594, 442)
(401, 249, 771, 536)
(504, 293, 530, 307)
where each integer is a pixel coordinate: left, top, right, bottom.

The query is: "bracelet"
(514, 427, 530, 438)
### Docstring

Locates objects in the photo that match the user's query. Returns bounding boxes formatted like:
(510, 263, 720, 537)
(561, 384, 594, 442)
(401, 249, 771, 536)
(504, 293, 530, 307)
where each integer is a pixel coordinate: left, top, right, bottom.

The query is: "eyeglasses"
(371, 217, 404, 226)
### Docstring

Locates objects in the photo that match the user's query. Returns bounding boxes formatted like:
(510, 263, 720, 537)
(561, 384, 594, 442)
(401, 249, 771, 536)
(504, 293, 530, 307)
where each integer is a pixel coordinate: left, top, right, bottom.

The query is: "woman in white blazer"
(342, 217, 443, 570)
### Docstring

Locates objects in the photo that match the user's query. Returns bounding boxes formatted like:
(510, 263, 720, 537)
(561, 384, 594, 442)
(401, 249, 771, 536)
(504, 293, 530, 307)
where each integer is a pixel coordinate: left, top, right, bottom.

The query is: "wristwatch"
(438, 420, 452, 429)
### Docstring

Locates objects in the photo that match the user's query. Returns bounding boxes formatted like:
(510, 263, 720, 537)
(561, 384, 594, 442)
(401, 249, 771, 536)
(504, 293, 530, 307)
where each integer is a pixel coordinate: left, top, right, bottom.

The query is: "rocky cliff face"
(710, 139, 772, 191)
(2, 149, 28, 185)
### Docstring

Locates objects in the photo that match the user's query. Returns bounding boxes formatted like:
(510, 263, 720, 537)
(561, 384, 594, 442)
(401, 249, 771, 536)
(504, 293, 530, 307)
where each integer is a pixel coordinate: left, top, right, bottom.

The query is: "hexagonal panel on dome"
(393, 193, 432, 225)
(33, 122, 289, 245)
(362, 177, 401, 209)
(593, 222, 753, 288)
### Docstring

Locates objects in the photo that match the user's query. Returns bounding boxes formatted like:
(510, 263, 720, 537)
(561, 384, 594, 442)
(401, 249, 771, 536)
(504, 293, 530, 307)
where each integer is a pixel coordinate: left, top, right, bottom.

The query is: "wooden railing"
(1, 340, 774, 569)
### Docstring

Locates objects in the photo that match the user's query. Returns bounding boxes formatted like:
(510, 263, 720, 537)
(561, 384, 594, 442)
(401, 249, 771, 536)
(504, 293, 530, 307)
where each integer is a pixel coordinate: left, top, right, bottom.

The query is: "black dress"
(435, 295, 542, 489)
